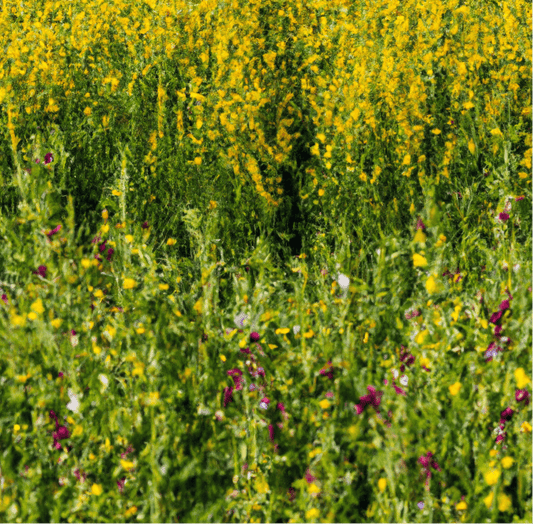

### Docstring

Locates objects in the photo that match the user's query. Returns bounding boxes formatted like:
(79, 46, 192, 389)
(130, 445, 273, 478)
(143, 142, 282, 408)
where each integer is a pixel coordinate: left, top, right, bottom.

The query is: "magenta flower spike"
(305, 469, 316, 483)
(33, 265, 47, 278)
(227, 369, 243, 390)
(499, 299, 510, 311)
(268, 424, 275, 442)
(250, 332, 260, 342)
(106, 247, 114, 261)
(46, 224, 62, 238)
(499, 407, 514, 425)
(355, 385, 384, 415)
(498, 212, 510, 221)
(489, 310, 503, 324)
(44, 152, 54, 164)
(416, 217, 426, 230)
(1, 294, 7, 305)
(141, 221, 149, 229)
(49, 410, 70, 450)
(223, 386, 233, 408)
(516, 389, 530, 406)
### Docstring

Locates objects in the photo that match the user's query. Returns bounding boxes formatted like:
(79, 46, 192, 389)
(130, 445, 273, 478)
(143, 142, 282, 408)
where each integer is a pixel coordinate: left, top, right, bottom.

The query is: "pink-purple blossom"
(516, 389, 530, 406)
(355, 385, 384, 415)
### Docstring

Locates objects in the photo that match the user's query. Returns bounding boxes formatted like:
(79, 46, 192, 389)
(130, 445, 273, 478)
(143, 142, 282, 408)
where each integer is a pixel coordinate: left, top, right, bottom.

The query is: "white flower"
(70, 335, 79, 348)
(198, 406, 211, 416)
(376, 249, 381, 256)
(98, 374, 108, 388)
(160, 465, 167, 475)
(399, 375, 408, 387)
(293, 325, 300, 335)
(66, 389, 80, 413)
(337, 273, 350, 290)
(513, 264, 520, 273)
(392, 369, 399, 380)
(259, 401, 269, 410)
(234, 312, 248, 327)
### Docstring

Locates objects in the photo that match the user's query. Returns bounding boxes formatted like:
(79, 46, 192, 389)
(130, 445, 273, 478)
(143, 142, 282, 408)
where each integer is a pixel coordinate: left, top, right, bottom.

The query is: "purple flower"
(106, 247, 114, 261)
(489, 310, 503, 324)
(355, 385, 384, 415)
(392, 382, 407, 396)
(498, 212, 509, 221)
(288, 487, 296, 502)
(496, 433, 506, 444)
(268, 424, 275, 442)
(499, 299, 510, 311)
(44, 152, 54, 165)
(46, 224, 62, 238)
(1, 294, 8, 305)
(416, 217, 426, 230)
(117, 477, 126, 493)
(494, 325, 503, 337)
(515, 196, 525, 201)
(277, 402, 285, 412)
(227, 369, 243, 390)
(319, 361, 334, 380)
(250, 332, 260, 342)
(516, 389, 530, 406)
(92, 235, 101, 244)
(99, 240, 108, 253)
(418, 451, 441, 480)
(49, 410, 70, 450)
(223, 386, 233, 408)
(305, 469, 316, 483)
(417, 502, 425, 509)
(499, 407, 514, 425)
(141, 221, 149, 229)
(33, 265, 47, 278)
(259, 397, 270, 410)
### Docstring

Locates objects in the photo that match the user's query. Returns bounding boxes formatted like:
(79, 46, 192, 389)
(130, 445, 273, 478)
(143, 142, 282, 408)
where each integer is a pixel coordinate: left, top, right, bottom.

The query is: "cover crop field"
(0, 0, 531, 522)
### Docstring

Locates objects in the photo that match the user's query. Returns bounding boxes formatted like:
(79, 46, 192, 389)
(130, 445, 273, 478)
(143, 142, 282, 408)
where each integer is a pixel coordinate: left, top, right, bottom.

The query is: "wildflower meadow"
(0, 0, 531, 522)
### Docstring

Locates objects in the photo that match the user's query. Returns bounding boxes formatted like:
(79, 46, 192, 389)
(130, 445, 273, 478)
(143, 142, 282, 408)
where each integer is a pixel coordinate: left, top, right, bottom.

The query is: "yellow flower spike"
(81, 259, 92, 268)
(425, 275, 437, 294)
(378, 478, 387, 493)
(514, 368, 530, 389)
(501, 457, 514, 469)
(102, 209, 108, 220)
(520, 421, 532, 433)
(484, 492, 494, 508)
(449, 382, 462, 396)
(484, 470, 500, 486)
(497, 493, 512, 512)
(305, 508, 320, 521)
(28, 312, 38, 321)
(413, 253, 428, 267)
(30, 298, 45, 314)
(414, 229, 426, 244)
(308, 483, 321, 495)
(123, 278, 136, 290)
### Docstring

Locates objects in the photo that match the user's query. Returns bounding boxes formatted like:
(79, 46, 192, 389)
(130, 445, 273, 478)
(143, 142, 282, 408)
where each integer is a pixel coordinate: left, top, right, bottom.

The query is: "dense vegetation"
(0, 0, 531, 522)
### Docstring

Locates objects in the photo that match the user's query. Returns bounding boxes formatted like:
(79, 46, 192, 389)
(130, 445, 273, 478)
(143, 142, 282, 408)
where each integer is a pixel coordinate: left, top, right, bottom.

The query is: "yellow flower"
(275, 328, 290, 335)
(414, 229, 426, 244)
(498, 493, 512, 512)
(159, 283, 169, 291)
(489, 449, 499, 457)
(28, 311, 38, 321)
(305, 508, 320, 521)
(378, 478, 387, 493)
(81, 258, 92, 268)
(125, 234, 134, 243)
(319, 399, 330, 409)
(123, 278, 136, 289)
(194, 157, 202, 165)
(102, 209, 108, 220)
(120, 460, 135, 471)
(72, 425, 83, 437)
(91, 484, 103, 496)
(520, 421, 532, 433)
(136, 327, 145, 334)
(30, 298, 45, 314)
(209, 200, 218, 209)
(456, 501, 467, 510)
(483, 492, 494, 508)
(14, 424, 20, 433)
(125, 506, 137, 517)
(111, 189, 122, 196)
(167, 238, 176, 246)
(318, 189, 325, 197)
(425, 275, 437, 294)
(413, 253, 428, 267)
(514, 368, 531, 389)
(84, 107, 92, 117)
(484, 469, 500, 486)
(308, 483, 321, 494)
(220, 354, 226, 362)
(146, 392, 160, 406)
(501, 457, 514, 469)
(303, 329, 315, 338)
(449, 382, 462, 396)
